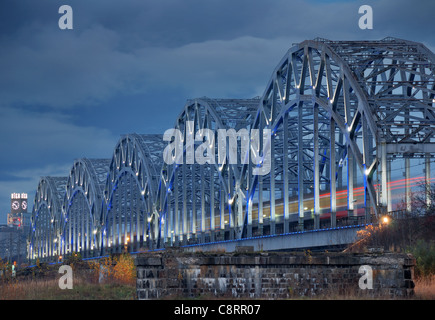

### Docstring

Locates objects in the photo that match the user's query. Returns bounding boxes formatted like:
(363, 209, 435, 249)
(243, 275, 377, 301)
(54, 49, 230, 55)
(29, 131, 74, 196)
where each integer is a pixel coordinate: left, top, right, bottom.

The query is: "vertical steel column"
(220, 188, 225, 234)
(297, 102, 304, 231)
(124, 177, 128, 251)
(182, 164, 187, 243)
(362, 113, 371, 222)
(228, 169, 234, 239)
(174, 170, 179, 244)
(113, 193, 117, 252)
(74, 207, 78, 253)
(387, 157, 392, 212)
(129, 183, 134, 252)
(210, 165, 215, 241)
(313, 103, 320, 229)
(258, 185, 264, 235)
(380, 141, 388, 212)
(282, 112, 289, 235)
(192, 164, 197, 242)
(337, 133, 344, 189)
(258, 173, 263, 236)
(404, 97, 411, 213)
(247, 158, 253, 237)
(247, 162, 253, 238)
(405, 157, 411, 213)
(269, 133, 275, 236)
(86, 207, 90, 256)
(68, 211, 72, 254)
(330, 117, 337, 228)
(136, 194, 141, 251)
(117, 188, 120, 252)
(149, 195, 153, 249)
(167, 187, 172, 246)
(347, 145, 355, 221)
(114, 189, 119, 252)
(247, 191, 253, 238)
(426, 154, 431, 209)
(81, 200, 85, 254)
(200, 164, 205, 242)
(47, 215, 51, 259)
(236, 187, 243, 238)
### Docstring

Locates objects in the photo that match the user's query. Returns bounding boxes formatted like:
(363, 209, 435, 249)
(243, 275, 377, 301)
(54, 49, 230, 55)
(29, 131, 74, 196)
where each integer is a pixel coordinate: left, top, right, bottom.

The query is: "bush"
(112, 253, 136, 285)
(407, 240, 435, 279)
(88, 253, 136, 285)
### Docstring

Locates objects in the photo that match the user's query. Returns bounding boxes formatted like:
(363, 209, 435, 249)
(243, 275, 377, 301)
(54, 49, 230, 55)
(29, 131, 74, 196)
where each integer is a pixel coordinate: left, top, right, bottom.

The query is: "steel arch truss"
(103, 134, 166, 253)
(62, 158, 110, 257)
(241, 38, 435, 238)
(28, 177, 67, 260)
(27, 38, 435, 259)
(157, 98, 259, 246)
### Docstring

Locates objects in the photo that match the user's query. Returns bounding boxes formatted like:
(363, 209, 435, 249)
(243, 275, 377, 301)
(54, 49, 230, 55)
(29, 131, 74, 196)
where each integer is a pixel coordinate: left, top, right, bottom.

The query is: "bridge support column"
(313, 103, 320, 230)
(283, 111, 289, 234)
(347, 144, 356, 224)
(298, 102, 304, 232)
(426, 154, 432, 209)
(269, 135, 275, 237)
(258, 174, 263, 237)
(405, 157, 411, 213)
(330, 117, 337, 228)
(247, 195, 252, 237)
(380, 141, 388, 210)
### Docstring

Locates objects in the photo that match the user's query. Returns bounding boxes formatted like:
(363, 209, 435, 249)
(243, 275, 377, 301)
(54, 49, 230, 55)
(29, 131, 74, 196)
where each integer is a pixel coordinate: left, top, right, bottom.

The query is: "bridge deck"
(179, 224, 367, 253)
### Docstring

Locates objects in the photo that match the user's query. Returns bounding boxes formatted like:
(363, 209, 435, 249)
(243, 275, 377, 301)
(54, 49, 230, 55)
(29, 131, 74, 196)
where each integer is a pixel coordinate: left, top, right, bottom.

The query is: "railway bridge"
(28, 38, 435, 261)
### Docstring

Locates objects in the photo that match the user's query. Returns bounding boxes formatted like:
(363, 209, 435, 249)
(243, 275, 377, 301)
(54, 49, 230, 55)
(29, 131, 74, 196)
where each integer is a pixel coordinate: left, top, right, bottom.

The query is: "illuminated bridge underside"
(103, 134, 167, 254)
(62, 158, 110, 256)
(29, 177, 67, 259)
(158, 98, 259, 247)
(28, 38, 435, 260)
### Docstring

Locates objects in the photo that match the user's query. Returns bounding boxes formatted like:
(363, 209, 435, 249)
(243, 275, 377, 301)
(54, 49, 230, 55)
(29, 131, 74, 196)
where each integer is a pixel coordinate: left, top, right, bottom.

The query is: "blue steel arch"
(102, 134, 167, 253)
(157, 97, 259, 247)
(61, 158, 110, 258)
(27, 38, 435, 259)
(241, 37, 435, 238)
(28, 177, 67, 261)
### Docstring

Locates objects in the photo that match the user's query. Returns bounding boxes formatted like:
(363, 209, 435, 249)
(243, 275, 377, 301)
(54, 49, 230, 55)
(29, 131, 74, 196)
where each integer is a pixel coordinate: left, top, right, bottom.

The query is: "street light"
(124, 236, 130, 253)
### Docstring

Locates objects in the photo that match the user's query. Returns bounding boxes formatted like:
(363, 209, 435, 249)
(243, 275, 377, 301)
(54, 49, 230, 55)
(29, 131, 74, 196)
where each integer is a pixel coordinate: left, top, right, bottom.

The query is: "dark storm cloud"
(1, 0, 434, 109)
(0, 0, 434, 222)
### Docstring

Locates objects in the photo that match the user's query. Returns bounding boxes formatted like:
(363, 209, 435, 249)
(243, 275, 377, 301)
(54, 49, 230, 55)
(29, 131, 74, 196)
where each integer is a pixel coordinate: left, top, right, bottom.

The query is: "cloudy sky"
(0, 0, 434, 224)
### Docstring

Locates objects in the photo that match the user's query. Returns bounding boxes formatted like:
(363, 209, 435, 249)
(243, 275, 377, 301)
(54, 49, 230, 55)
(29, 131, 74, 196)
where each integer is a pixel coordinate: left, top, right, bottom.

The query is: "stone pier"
(135, 250, 415, 299)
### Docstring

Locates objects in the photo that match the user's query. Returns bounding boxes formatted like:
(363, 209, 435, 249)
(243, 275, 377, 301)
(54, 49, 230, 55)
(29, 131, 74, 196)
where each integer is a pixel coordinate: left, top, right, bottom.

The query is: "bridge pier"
(136, 250, 416, 299)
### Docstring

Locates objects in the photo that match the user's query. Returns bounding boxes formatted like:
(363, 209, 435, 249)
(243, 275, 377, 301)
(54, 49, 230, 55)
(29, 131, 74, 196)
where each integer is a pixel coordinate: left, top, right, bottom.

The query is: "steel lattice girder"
(103, 134, 167, 252)
(157, 97, 259, 245)
(240, 37, 435, 237)
(28, 177, 67, 260)
(27, 38, 435, 257)
(62, 158, 110, 256)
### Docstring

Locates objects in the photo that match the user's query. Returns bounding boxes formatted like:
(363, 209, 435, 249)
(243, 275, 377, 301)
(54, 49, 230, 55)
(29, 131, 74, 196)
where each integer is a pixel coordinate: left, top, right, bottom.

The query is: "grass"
(413, 276, 435, 300)
(0, 277, 136, 300)
(0, 253, 137, 300)
(1, 250, 434, 300)
(1, 275, 434, 300)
